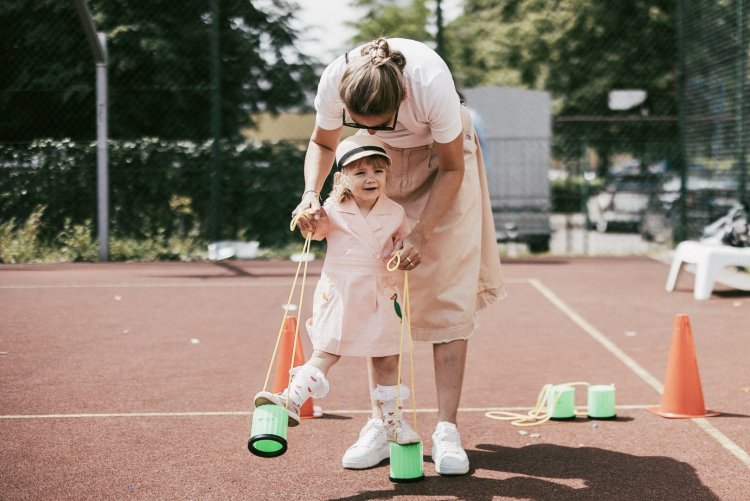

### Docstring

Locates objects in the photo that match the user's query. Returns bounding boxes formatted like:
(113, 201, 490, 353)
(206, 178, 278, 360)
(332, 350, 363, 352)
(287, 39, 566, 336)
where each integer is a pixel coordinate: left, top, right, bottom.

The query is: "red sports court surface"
(1, 257, 749, 500)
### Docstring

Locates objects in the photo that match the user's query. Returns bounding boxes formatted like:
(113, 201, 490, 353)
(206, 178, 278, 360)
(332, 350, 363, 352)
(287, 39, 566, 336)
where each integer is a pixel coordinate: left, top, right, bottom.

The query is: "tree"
(347, 0, 433, 48)
(0, 0, 318, 142)
(447, 0, 677, 173)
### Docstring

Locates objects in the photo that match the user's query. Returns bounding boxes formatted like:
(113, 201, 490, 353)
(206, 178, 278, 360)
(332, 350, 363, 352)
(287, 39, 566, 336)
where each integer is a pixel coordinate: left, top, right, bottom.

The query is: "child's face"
(345, 158, 387, 206)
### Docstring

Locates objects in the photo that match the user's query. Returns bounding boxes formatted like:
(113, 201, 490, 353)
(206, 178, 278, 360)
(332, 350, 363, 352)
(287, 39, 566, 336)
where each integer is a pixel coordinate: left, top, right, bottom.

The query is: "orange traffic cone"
(272, 316, 322, 419)
(649, 314, 719, 418)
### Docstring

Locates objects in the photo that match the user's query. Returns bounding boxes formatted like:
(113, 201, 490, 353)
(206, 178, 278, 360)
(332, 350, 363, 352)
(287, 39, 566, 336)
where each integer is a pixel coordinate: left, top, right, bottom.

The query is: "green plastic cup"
(248, 404, 288, 458)
(389, 442, 424, 483)
(587, 384, 616, 419)
(548, 385, 576, 420)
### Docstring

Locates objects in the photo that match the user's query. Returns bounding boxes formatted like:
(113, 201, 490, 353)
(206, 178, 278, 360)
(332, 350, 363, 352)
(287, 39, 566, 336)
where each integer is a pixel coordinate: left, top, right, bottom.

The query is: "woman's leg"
(431, 338, 470, 475)
(433, 339, 467, 423)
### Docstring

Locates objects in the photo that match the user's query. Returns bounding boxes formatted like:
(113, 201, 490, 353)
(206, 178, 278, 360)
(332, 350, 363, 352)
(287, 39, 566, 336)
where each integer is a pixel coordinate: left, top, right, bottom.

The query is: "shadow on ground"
(330, 443, 718, 501)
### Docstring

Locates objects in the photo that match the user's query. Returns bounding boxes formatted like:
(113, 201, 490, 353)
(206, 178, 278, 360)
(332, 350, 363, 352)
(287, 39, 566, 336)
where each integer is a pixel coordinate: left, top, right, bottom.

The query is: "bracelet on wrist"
(302, 189, 319, 199)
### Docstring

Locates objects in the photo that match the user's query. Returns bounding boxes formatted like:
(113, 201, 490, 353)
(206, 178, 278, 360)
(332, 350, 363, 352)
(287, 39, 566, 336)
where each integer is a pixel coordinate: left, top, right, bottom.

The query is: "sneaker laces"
(277, 389, 300, 415)
(434, 426, 462, 454)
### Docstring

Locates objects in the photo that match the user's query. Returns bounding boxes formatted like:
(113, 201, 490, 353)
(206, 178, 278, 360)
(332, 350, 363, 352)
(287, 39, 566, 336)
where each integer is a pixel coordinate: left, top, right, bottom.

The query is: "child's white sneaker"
(342, 418, 390, 469)
(254, 390, 300, 427)
(431, 421, 469, 475)
(384, 417, 421, 444)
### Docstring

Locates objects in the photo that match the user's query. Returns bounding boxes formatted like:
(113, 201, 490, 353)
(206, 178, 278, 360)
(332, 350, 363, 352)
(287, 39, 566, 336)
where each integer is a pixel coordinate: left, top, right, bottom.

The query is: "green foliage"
(0, 207, 45, 264)
(1, 0, 318, 142)
(348, 0, 433, 46)
(57, 218, 99, 262)
(550, 177, 604, 214)
(448, 0, 677, 172)
(0, 139, 310, 256)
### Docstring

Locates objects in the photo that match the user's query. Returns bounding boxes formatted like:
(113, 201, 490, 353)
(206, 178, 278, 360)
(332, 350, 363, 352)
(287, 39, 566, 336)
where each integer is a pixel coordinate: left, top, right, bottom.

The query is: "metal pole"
(436, 0, 445, 65)
(96, 32, 109, 261)
(675, 0, 688, 243)
(209, 0, 222, 242)
(737, 0, 747, 205)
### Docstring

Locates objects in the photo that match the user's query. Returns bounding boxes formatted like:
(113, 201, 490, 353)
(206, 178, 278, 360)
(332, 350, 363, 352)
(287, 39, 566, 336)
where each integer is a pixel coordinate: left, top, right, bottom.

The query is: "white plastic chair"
(665, 240, 750, 300)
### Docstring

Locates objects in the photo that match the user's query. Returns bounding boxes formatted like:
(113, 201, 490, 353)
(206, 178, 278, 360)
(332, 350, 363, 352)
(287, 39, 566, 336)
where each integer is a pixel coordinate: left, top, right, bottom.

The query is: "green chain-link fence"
(1, 0, 317, 262)
(1, 1, 748, 261)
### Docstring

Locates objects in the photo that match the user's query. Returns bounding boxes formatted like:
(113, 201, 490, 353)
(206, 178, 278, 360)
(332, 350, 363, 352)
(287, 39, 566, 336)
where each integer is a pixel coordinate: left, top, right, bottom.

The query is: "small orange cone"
(272, 316, 321, 419)
(649, 314, 719, 418)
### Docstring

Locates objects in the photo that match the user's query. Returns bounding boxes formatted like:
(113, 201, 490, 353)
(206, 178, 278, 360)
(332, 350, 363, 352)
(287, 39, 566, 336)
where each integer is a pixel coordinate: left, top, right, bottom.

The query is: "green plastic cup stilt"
(548, 385, 576, 420)
(389, 442, 424, 483)
(587, 384, 616, 419)
(248, 404, 289, 458)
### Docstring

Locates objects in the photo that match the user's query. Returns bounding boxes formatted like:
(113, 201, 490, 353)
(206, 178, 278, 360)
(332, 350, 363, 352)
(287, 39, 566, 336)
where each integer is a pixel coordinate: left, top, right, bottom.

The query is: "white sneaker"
(431, 421, 469, 475)
(384, 418, 422, 445)
(342, 418, 390, 469)
(254, 390, 300, 427)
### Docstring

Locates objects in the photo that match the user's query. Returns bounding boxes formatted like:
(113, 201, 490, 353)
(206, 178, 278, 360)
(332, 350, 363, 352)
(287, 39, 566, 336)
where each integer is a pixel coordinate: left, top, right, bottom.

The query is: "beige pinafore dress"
(382, 105, 505, 343)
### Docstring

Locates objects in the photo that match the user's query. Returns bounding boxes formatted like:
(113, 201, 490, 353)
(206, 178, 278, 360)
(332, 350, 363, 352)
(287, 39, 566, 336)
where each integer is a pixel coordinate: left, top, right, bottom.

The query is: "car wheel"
(527, 236, 550, 254)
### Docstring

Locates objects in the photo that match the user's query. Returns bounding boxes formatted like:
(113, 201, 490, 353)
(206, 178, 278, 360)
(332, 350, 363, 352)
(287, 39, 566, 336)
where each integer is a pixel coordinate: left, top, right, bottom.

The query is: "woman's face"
(344, 158, 387, 207)
(347, 110, 397, 135)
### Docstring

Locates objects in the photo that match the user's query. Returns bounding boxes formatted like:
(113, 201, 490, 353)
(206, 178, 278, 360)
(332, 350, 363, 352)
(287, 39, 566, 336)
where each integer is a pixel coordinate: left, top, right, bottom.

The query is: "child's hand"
(298, 207, 328, 238)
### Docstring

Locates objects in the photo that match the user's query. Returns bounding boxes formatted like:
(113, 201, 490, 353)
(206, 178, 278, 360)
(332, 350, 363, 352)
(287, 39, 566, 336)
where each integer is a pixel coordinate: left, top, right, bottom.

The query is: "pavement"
(1, 257, 749, 500)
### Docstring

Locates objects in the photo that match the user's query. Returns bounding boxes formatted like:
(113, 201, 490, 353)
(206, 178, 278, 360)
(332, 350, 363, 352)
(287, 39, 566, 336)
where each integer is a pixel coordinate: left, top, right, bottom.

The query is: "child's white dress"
(307, 195, 410, 357)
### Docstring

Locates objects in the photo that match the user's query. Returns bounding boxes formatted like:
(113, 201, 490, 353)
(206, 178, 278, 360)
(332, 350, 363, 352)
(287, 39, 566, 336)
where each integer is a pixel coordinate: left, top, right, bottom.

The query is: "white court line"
(0, 404, 653, 420)
(0, 282, 297, 289)
(528, 278, 750, 470)
(0, 278, 532, 290)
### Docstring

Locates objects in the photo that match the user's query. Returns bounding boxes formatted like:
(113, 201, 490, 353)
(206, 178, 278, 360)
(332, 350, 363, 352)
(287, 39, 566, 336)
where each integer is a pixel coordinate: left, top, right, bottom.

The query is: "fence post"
(674, 0, 688, 243)
(736, 0, 747, 206)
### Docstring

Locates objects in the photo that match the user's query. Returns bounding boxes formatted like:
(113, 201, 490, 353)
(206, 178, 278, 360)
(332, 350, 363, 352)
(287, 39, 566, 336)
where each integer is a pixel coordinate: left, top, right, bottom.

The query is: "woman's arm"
(398, 131, 464, 269)
(293, 124, 342, 233)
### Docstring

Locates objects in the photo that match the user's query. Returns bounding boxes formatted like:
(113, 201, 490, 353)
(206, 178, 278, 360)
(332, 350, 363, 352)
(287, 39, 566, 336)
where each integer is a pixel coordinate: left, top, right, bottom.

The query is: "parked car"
(586, 173, 662, 233)
(640, 170, 739, 242)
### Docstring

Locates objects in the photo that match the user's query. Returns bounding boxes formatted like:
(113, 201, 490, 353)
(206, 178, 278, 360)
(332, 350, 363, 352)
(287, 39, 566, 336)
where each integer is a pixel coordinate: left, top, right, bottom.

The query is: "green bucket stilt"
(587, 384, 616, 419)
(389, 442, 424, 483)
(548, 385, 576, 420)
(248, 404, 288, 458)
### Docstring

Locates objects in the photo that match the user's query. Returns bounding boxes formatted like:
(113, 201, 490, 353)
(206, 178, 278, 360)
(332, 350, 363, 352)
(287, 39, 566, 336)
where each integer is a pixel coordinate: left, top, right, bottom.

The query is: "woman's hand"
(292, 191, 322, 234)
(395, 231, 427, 271)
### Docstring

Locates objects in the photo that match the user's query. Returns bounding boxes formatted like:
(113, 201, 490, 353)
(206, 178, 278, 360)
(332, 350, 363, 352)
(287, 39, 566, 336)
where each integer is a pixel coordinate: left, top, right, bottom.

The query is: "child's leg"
(371, 355, 420, 444)
(254, 350, 337, 426)
(286, 350, 338, 406)
(367, 358, 383, 420)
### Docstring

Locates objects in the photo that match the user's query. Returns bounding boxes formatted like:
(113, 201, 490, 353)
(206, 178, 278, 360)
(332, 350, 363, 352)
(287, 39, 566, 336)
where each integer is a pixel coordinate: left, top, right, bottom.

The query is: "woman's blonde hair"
(339, 38, 407, 116)
(330, 155, 391, 204)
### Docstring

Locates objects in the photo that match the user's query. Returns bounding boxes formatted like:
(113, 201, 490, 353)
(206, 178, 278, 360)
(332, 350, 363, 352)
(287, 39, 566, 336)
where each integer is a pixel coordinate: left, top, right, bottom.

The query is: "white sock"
(372, 385, 410, 427)
(287, 363, 330, 406)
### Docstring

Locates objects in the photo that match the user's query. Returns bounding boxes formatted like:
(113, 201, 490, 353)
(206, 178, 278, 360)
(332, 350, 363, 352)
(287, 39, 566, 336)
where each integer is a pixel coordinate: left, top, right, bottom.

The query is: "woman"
(293, 37, 504, 475)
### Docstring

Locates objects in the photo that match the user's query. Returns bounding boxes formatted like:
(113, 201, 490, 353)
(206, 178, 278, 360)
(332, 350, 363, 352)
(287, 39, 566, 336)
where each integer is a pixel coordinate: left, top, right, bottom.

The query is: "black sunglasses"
(342, 108, 399, 131)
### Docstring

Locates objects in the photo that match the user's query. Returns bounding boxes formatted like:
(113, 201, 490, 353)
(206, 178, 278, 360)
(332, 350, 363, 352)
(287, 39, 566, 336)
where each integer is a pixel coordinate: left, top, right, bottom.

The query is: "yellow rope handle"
(386, 251, 401, 271)
(261, 223, 313, 393)
(290, 209, 315, 233)
(392, 271, 418, 443)
(485, 381, 590, 426)
(285, 233, 312, 401)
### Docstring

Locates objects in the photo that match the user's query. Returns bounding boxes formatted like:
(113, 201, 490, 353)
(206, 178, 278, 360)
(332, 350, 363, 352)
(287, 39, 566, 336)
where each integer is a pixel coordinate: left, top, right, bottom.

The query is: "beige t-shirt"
(314, 38, 463, 148)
